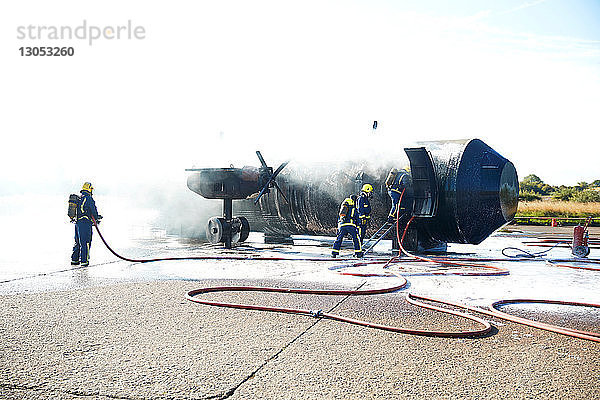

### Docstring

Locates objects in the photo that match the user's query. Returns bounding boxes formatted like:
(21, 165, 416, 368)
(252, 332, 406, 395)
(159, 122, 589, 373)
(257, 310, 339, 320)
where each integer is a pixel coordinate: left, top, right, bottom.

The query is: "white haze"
(1, 0, 599, 233)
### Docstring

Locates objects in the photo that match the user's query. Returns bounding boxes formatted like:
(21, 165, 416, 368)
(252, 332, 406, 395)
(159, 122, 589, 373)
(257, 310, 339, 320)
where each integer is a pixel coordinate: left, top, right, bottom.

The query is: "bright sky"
(1, 0, 599, 195)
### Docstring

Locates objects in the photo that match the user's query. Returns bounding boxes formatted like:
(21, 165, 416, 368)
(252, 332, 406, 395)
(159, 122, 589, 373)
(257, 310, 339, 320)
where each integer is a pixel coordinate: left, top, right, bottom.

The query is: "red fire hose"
(93, 217, 495, 338)
(416, 296, 600, 343)
(186, 281, 493, 338)
(391, 215, 600, 342)
(92, 217, 599, 341)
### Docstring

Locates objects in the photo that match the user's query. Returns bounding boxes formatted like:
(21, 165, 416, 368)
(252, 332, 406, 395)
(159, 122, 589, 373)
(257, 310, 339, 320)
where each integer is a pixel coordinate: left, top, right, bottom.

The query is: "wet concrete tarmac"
(1, 220, 599, 309)
(1, 211, 599, 399)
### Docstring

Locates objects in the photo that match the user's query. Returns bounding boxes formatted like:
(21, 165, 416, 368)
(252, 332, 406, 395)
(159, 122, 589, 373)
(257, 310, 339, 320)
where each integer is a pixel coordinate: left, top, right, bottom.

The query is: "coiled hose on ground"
(92, 217, 600, 342)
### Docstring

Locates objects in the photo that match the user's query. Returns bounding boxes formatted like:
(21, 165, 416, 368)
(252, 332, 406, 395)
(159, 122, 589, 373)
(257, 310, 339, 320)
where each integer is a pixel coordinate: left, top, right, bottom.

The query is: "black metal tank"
(230, 138, 518, 246)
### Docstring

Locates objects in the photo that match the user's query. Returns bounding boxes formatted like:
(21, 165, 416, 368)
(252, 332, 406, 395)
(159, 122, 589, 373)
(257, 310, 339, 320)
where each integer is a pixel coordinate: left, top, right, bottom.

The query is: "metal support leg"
(223, 198, 233, 249)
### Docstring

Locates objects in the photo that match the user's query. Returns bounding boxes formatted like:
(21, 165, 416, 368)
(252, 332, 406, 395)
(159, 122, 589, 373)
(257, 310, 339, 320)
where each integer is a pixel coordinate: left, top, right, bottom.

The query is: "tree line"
(520, 175, 600, 202)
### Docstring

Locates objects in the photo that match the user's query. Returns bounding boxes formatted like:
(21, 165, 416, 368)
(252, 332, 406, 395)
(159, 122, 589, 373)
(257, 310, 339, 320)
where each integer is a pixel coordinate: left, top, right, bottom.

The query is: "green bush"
(520, 175, 554, 196)
(519, 190, 542, 201)
(571, 190, 600, 203)
(519, 175, 600, 202)
(552, 187, 576, 201)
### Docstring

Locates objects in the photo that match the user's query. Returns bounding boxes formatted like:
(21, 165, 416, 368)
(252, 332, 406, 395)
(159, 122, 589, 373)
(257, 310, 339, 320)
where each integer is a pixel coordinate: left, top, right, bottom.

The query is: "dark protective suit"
(71, 191, 101, 266)
(332, 198, 363, 258)
(386, 170, 413, 255)
(387, 170, 410, 220)
(356, 192, 372, 243)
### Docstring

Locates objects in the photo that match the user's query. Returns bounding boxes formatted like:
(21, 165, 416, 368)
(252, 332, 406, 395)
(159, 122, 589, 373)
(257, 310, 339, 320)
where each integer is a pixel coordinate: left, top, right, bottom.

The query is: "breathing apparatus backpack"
(338, 197, 356, 222)
(385, 169, 399, 188)
(339, 201, 350, 219)
(68, 194, 80, 222)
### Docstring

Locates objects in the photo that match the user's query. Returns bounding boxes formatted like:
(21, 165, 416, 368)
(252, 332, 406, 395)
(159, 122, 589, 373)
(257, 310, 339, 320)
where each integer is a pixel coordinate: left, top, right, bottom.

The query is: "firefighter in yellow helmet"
(331, 195, 363, 258)
(71, 182, 102, 266)
(356, 183, 373, 243)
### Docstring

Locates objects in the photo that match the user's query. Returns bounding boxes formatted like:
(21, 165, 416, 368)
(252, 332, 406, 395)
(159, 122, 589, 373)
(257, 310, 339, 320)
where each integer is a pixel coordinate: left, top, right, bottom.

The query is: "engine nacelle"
(419, 139, 518, 244)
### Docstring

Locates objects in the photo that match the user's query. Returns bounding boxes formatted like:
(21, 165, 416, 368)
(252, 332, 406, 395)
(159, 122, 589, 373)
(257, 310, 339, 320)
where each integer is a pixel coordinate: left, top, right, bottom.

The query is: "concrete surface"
(0, 223, 599, 399)
(1, 278, 599, 400)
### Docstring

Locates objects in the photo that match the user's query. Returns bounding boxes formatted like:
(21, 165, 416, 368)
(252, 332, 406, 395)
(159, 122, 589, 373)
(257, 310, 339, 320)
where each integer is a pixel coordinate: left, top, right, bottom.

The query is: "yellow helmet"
(361, 183, 373, 193)
(81, 182, 94, 193)
(344, 197, 355, 206)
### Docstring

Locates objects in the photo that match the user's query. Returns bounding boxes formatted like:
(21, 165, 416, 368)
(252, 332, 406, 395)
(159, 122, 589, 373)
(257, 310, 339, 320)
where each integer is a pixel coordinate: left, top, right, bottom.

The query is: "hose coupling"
(310, 309, 324, 318)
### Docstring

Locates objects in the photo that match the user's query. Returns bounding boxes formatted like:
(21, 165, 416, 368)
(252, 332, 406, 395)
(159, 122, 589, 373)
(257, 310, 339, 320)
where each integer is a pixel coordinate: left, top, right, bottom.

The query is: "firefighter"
(71, 182, 102, 266)
(385, 168, 412, 256)
(356, 183, 373, 243)
(332, 195, 363, 258)
(385, 168, 410, 222)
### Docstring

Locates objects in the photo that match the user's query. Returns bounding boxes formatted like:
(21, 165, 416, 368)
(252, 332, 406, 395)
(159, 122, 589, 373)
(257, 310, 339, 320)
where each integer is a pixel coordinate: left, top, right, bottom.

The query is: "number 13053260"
(19, 47, 75, 56)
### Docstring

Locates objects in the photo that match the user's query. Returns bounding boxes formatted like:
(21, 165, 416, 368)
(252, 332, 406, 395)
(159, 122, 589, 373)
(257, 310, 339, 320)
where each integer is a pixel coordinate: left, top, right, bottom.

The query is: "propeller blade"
(272, 181, 289, 204)
(253, 184, 271, 205)
(271, 161, 289, 180)
(256, 151, 268, 168)
(252, 154, 290, 205)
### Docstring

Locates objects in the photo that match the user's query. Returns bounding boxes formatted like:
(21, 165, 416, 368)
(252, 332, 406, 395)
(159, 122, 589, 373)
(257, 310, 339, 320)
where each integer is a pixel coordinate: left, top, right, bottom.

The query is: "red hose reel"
(572, 218, 591, 258)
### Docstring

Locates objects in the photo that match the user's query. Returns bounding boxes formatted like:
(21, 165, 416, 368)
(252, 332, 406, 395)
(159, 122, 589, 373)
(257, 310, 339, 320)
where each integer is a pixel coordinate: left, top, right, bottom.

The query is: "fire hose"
(92, 216, 365, 263)
(393, 215, 599, 342)
(186, 283, 493, 338)
(92, 218, 494, 337)
(92, 216, 600, 342)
